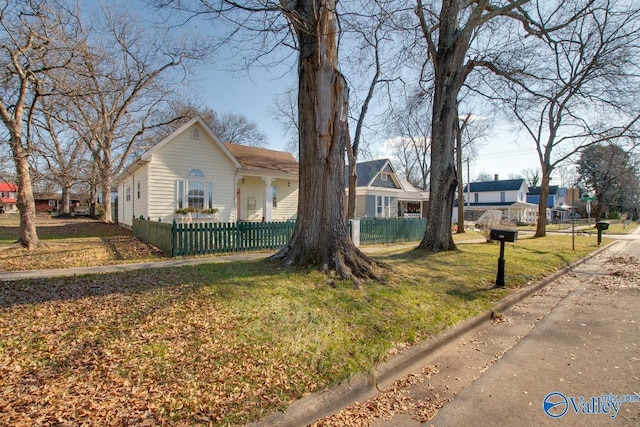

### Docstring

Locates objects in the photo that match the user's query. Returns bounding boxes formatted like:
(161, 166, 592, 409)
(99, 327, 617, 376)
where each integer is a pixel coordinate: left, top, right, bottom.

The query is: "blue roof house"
(527, 186, 569, 221)
(454, 177, 538, 224)
(346, 159, 428, 218)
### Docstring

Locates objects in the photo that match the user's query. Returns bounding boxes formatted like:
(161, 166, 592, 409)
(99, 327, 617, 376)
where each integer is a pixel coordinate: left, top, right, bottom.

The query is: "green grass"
(0, 233, 602, 425)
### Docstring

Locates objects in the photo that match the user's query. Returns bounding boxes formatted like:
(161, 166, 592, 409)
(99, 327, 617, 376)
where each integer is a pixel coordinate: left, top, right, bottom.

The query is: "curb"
(248, 241, 619, 427)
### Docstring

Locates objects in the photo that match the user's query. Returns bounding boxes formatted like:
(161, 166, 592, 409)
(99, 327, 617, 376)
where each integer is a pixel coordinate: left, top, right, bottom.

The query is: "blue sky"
(128, 1, 549, 185)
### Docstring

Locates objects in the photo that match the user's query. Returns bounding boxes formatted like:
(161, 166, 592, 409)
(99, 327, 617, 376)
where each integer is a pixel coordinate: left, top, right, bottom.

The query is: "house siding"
(148, 123, 236, 223)
(272, 178, 298, 221)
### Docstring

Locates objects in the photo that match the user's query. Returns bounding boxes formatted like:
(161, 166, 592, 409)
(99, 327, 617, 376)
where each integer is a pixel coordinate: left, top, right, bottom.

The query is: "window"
(137, 182, 141, 199)
(381, 173, 388, 181)
(48, 200, 56, 207)
(500, 191, 506, 203)
(176, 169, 213, 211)
(188, 181, 205, 209)
(376, 195, 391, 217)
(474, 192, 479, 203)
(126, 187, 131, 202)
(272, 186, 277, 208)
(191, 127, 200, 140)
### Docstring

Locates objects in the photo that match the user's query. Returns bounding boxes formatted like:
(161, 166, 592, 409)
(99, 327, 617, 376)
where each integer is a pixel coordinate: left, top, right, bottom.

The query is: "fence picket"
(133, 218, 424, 257)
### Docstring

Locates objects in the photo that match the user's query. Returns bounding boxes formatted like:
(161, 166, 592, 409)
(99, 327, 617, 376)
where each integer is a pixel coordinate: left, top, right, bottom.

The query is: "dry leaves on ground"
(0, 271, 314, 426)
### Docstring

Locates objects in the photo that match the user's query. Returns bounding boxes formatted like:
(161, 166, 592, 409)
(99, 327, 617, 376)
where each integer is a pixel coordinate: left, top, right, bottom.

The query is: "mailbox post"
(490, 229, 518, 288)
(596, 221, 609, 245)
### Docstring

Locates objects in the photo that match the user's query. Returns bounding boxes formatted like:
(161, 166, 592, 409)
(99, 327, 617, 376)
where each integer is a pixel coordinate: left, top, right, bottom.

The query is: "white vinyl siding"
(271, 178, 298, 221)
(149, 123, 236, 222)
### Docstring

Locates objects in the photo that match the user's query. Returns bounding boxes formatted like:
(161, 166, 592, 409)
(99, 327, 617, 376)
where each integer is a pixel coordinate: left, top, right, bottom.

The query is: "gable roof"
(348, 159, 394, 187)
(140, 116, 241, 168)
(224, 143, 298, 175)
(463, 179, 526, 193)
(0, 183, 17, 192)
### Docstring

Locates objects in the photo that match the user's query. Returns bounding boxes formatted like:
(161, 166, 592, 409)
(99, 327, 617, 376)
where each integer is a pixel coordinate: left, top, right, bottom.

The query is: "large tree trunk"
(534, 171, 551, 237)
(101, 174, 113, 223)
(271, 0, 382, 284)
(11, 139, 39, 248)
(61, 185, 71, 215)
(418, 1, 471, 251)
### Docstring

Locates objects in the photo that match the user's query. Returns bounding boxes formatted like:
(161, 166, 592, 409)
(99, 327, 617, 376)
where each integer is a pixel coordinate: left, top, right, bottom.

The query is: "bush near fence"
(132, 217, 426, 257)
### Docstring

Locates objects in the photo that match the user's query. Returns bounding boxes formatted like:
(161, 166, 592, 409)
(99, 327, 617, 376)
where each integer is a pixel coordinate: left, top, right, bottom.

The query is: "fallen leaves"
(312, 366, 451, 426)
(0, 271, 312, 426)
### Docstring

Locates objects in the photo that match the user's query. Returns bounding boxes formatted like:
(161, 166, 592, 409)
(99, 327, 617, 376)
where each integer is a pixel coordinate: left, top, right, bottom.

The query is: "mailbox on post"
(490, 229, 518, 288)
(596, 221, 609, 245)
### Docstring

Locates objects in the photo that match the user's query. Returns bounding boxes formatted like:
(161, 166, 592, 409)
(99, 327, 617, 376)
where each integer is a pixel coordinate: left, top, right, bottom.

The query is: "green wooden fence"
(358, 217, 426, 245)
(132, 217, 426, 257)
(133, 218, 296, 257)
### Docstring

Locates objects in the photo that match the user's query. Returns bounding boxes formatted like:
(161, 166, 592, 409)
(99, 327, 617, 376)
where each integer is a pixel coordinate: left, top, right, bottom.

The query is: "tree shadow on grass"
(446, 285, 500, 302)
(0, 259, 275, 309)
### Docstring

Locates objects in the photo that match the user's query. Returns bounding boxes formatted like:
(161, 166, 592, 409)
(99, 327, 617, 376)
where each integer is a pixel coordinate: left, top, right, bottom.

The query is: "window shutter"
(207, 182, 214, 209)
(176, 179, 184, 209)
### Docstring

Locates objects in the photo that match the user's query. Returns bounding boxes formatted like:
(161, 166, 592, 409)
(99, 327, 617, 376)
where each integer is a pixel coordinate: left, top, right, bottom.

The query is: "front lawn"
(0, 215, 167, 270)
(0, 234, 601, 425)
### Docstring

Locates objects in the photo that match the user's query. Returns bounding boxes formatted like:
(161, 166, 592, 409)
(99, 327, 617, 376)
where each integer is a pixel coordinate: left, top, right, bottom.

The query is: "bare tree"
(271, 86, 299, 155)
(481, 0, 640, 236)
(154, 0, 382, 283)
(31, 96, 89, 215)
(64, 4, 205, 222)
(415, 0, 532, 251)
(521, 168, 540, 187)
(0, 0, 78, 248)
(136, 100, 268, 156)
(455, 112, 488, 233)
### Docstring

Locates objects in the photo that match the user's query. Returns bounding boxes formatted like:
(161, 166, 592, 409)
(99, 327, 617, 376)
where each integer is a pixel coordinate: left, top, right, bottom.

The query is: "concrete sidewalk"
(0, 252, 273, 282)
(324, 238, 639, 426)
(425, 238, 640, 426)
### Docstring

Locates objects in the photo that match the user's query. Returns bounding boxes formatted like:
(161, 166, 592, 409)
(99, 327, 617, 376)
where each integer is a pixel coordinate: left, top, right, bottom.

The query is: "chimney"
(494, 174, 499, 181)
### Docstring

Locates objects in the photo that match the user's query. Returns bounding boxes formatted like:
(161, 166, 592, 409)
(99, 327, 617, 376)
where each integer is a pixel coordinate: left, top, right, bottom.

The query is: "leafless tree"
(63, 4, 206, 222)
(480, 0, 640, 236)
(385, 92, 432, 191)
(414, 0, 533, 251)
(136, 100, 268, 156)
(153, 0, 384, 283)
(30, 95, 89, 215)
(521, 168, 540, 188)
(0, 0, 79, 248)
(455, 111, 488, 233)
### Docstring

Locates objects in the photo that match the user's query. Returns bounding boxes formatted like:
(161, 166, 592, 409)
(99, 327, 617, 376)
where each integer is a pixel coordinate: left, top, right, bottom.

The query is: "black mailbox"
(596, 221, 609, 245)
(490, 229, 518, 243)
(490, 229, 518, 288)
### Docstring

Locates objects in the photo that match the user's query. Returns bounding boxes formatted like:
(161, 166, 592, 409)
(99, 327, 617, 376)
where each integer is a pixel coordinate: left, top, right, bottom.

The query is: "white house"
(116, 116, 299, 227)
(453, 177, 538, 224)
(346, 159, 428, 218)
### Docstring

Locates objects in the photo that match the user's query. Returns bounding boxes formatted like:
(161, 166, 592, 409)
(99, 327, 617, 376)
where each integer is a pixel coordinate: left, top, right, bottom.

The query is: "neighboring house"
(115, 116, 299, 227)
(454, 177, 537, 224)
(33, 193, 82, 213)
(527, 186, 570, 221)
(0, 182, 18, 213)
(346, 159, 428, 218)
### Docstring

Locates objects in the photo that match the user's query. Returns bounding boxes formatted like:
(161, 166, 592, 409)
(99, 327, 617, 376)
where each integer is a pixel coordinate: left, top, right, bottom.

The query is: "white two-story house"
(453, 177, 538, 224)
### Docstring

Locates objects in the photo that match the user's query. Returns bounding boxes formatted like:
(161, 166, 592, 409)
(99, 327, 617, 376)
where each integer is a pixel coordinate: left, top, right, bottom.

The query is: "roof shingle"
(224, 143, 298, 175)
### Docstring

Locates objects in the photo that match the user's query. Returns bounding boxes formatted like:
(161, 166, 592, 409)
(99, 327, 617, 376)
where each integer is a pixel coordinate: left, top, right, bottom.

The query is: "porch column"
(262, 177, 274, 222)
